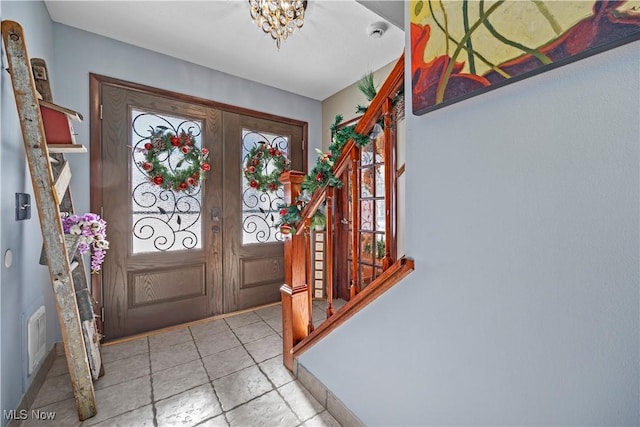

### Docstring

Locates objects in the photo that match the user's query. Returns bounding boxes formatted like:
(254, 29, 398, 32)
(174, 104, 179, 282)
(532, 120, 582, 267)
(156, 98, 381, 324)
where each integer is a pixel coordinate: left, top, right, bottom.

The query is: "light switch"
(15, 193, 31, 221)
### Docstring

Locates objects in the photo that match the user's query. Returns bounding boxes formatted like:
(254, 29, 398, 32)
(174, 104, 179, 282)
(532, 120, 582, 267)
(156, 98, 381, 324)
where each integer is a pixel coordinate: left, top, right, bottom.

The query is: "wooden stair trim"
(292, 257, 414, 357)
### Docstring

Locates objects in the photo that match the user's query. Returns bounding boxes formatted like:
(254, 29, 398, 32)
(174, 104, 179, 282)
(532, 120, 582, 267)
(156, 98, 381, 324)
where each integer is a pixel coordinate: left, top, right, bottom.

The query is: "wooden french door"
(99, 85, 223, 340)
(222, 112, 304, 312)
(335, 124, 395, 298)
(94, 78, 305, 340)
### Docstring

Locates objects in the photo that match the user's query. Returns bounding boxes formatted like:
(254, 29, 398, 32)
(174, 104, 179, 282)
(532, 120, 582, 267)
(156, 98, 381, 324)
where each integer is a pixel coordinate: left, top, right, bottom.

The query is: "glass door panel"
(240, 129, 290, 245)
(130, 109, 204, 254)
(346, 131, 386, 289)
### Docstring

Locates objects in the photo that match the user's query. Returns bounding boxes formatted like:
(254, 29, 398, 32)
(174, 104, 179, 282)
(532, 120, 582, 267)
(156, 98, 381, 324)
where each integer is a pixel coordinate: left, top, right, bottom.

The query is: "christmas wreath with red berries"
(139, 129, 210, 192)
(243, 143, 291, 192)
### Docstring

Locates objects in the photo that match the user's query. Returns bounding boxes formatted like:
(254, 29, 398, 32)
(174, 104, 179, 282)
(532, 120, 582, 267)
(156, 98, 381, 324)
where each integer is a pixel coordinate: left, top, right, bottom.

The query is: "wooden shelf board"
(47, 144, 87, 153)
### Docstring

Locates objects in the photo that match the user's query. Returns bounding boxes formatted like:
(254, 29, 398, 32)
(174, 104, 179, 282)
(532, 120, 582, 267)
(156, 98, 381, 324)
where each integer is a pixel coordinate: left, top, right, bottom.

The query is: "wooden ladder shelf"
(2, 20, 102, 421)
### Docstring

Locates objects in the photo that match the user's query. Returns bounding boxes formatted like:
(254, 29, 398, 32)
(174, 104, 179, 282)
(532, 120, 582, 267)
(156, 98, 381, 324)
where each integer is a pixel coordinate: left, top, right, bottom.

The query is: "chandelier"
(249, 0, 307, 49)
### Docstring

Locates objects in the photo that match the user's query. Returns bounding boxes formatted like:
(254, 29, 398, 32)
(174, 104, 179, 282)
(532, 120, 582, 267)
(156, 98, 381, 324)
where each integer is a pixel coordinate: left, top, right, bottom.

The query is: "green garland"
(244, 143, 291, 192)
(139, 128, 210, 192)
(301, 149, 341, 193)
(277, 203, 303, 234)
(278, 120, 369, 230)
(299, 115, 370, 195)
(278, 72, 404, 231)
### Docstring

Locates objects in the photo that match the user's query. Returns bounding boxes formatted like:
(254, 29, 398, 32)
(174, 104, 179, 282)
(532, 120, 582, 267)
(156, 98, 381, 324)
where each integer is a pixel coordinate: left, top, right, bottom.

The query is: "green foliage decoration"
(139, 127, 210, 193)
(277, 202, 303, 234)
(277, 71, 402, 231)
(356, 71, 377, 114)
(243, 143, 291, 192)
(301, 149, 342, 193)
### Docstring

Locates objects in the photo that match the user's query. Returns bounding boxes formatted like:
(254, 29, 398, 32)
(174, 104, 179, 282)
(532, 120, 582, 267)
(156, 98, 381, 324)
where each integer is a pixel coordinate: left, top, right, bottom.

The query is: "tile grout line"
(149, 328, 273, 422)
(29, 355, 152, 424)
(152, 318, 290, 423)
(146, 338, 159, 427)
(219, 315, 292, 418)
(92, 306, 325, 426)
(263, 314, 282, 336)
(237, 310, 324, 425)
(83, 403, 152, 427)
(260, 306, 331, 425)
(93, 353, 149, 393)
(188, 324, 229, 426)
(82, 338, 154, 427)
(226, 313, 308, 426)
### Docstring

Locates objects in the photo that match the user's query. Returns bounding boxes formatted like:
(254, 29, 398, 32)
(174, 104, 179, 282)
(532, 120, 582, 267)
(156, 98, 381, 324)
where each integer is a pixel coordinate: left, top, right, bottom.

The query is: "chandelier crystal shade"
(249, 0, 307, 49)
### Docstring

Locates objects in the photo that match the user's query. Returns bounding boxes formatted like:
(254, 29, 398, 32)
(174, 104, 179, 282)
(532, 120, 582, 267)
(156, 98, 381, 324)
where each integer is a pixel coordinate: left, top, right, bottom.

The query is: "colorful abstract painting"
(410, 0, 640, 115)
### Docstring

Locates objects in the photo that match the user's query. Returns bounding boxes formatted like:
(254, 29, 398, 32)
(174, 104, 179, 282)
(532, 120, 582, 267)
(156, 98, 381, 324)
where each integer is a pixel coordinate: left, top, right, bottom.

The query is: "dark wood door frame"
(89, 74, 308, 336)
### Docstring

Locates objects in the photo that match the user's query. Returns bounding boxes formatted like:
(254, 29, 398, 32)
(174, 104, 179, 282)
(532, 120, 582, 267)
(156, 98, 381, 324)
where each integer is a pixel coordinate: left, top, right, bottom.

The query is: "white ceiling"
(44, 0, 405, 101)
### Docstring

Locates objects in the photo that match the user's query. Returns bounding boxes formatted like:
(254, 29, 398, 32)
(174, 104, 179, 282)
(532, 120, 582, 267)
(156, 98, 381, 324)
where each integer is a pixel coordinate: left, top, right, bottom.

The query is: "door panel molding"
(129, 264, 206, 307)
(240, 256, 285, 289)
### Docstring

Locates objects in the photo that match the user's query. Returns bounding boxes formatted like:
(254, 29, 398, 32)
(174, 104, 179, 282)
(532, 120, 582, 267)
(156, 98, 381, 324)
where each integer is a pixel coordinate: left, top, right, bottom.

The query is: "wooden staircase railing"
(280, 53, 409, 371)
(292, 257, 414, 357)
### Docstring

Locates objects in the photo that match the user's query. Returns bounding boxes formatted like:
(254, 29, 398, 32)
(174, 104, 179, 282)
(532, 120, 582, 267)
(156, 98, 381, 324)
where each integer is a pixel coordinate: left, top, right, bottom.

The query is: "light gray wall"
(299, 12, 639, 427)
(52, 23, 322, 216)
(1, 2, 56, 424)
(0, 0, 3, 416)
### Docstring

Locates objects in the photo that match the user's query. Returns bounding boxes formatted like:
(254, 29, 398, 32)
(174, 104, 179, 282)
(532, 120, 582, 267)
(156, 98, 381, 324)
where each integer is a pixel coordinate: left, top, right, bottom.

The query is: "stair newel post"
(382, 96, 396, 270)
(279, 171, 310, 371)
(304, 217, 314, 334)
(350, 148, 361, 299)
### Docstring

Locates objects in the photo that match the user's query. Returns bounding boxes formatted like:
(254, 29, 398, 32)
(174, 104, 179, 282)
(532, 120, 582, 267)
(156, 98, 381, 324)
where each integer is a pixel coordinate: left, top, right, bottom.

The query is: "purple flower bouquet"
(61, 213, 109, 273)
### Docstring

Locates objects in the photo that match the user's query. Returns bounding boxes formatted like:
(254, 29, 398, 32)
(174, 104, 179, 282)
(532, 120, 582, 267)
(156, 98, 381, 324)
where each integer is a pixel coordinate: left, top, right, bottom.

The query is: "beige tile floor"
(22, 300, 346, 427)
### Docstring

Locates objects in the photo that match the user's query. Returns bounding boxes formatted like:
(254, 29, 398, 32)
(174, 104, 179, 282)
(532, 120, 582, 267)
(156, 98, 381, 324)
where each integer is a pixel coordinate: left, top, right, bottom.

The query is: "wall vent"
(28, 306, 46, 374)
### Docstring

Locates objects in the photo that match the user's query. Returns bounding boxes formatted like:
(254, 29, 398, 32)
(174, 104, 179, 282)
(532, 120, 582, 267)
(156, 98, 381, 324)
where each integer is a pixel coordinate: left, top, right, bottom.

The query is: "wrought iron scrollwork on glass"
(130, 110, 204, 253)
(241, 129, 290, 245)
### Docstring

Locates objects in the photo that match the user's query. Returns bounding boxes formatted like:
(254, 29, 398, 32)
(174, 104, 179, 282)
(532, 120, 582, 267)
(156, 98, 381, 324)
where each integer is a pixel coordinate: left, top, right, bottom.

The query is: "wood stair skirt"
(293, 257, 414, 358)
